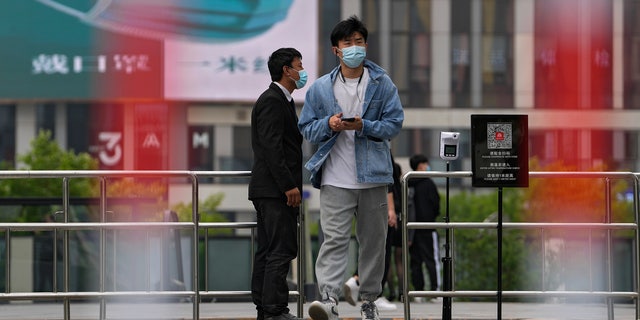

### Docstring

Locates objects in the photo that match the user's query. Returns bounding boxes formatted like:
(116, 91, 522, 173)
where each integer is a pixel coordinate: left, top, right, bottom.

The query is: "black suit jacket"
(248, 83, 303, 200)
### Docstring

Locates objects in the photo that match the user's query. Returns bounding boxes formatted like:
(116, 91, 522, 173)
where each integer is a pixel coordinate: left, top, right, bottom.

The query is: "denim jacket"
(298, 60, 404, 189)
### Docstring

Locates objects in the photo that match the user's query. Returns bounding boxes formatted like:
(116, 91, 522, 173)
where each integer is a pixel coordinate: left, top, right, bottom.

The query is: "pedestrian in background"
(408, 154, 441, 301)
(249, 47, 307, 320)
(386, 160, 410, 303)
(298, 15, 404, 320)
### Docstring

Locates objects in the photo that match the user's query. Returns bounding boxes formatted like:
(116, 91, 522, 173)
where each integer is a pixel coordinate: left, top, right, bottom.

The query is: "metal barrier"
(401, 171, 640, 320)
(0, 170, 304, 320)
(1, 170, 638, 320)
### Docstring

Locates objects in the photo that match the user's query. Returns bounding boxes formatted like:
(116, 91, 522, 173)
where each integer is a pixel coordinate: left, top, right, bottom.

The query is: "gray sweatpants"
(315, 185, 388, 302)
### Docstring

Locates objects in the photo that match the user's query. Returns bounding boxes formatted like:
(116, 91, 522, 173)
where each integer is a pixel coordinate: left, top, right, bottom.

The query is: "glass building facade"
(0, 0, 639, 211)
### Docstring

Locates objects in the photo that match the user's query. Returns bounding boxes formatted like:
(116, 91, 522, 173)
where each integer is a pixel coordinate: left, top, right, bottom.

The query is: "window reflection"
(624, 0, 640, 109)
(451, 0, 514, 108)
(0, 104, 16, 167)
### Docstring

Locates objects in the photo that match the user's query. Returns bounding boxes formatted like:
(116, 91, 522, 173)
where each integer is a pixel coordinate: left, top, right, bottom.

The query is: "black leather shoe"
(265, 313, 303, 320)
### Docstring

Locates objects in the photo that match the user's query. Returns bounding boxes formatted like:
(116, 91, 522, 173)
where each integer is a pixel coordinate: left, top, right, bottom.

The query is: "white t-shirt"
(322, 68, 378, 189)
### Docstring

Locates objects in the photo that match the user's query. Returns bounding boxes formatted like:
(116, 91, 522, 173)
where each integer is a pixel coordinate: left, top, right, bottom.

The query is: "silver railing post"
(99, 177, 107, 320)
(190, 173, 199, 320)
(605, 178, 614, 320)
(4, 227, 9, 294)
(634, 173, 640, 320)
(62, 177, 70, 320)
(401, 171, 411, 320)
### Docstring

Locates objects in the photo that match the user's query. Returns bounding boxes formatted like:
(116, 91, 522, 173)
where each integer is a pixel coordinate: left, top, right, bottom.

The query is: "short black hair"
(330, 15, 368, 47)
(410, 154, 429, 171)
(268, 48, 302, 82)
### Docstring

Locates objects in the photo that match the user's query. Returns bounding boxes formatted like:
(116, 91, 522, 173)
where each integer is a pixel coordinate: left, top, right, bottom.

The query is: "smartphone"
(341, 117, 356, 122)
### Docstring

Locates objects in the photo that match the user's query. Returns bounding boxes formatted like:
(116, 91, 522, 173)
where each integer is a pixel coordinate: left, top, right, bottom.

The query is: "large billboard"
(0, 0, 318, 101)
(164, 0, 318, 101)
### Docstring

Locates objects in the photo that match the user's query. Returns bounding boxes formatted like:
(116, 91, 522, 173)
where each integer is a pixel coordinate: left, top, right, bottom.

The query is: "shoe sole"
(375, 304, 397, 311)
(342, 283, 356, 306)
(308, 302, 332, 320)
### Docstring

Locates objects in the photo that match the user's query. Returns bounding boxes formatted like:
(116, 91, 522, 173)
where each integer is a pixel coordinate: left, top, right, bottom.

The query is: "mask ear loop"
(333, 47, 342, 70)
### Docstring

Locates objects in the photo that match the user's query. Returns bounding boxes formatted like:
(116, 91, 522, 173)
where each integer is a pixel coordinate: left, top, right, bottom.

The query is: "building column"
(378, 0, 391, 70)
(214, 126, 232, 170)
(470, 0, 483, 107)
(341, 0, 361, 19)
(613, 0, 624, 109)
(15, 103, 35, 167)
(55, 103, 67, 150)
(514, 0, 534, 109)
(431, 0, 451, 107)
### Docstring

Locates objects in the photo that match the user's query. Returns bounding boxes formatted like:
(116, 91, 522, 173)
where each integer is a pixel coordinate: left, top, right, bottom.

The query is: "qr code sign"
(487, 123, 512, 149)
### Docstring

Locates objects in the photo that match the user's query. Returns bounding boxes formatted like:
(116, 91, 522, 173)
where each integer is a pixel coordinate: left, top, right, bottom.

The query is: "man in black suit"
(249, 47, 306, 320)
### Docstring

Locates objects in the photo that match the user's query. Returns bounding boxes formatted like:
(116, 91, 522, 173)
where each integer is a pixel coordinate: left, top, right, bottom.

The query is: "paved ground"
(0, 300, 636, 320)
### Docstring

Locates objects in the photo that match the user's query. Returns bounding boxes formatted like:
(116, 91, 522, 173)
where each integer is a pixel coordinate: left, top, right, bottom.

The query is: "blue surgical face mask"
(339, 45, 366, 68)
(289, 68, 308, 89)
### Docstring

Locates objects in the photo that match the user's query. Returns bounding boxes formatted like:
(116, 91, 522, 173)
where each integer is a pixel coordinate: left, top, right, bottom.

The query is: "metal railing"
(0, 170, 305, 320)
(1, 170, 638, 320)
(401, 171, 640, 320)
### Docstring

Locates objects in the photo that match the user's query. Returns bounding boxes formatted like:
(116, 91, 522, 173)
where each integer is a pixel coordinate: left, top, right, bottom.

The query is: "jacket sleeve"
(358, 75, 404, 141)
(298, 84, 335, 144)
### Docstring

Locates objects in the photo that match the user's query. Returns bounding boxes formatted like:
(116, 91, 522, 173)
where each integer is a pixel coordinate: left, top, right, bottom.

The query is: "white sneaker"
(343, 276, 359, 306)
(308, 298, 339, 320)
(373, 296, 397, 311)
(360, 300, 380, 320)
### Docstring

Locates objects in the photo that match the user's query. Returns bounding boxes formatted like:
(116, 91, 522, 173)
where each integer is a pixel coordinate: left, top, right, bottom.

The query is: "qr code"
(487, 123, 512, 149)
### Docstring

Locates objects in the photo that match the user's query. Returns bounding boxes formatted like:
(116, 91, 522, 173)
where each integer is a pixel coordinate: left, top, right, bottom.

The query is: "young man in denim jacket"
(298, 16, 404, 320)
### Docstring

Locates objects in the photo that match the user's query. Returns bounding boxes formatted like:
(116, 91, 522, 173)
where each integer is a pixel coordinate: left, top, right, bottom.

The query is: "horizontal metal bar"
(402, 171, 637, 180)
(0, 197, 158, 206)
(0, 291, 196, 300)
(0, 170, 633, 180)
(0, 290, 300, 300)
(198, 290, 300, 297)
(199, 222, 256, 229)
(0, 222, 257, 231)
(409, 290, 640, 298)
(6, 221, 632, 232)
(0, 222, 194, 231)
(0, 170, 251, 178)
(531, 171, 637, 179)
(407, 222, 638, 230)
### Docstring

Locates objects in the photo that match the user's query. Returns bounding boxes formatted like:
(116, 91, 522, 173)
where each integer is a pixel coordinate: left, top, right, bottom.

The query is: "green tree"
(0, 130, 98, 222)
(447, 188, 527, 300)
(449, 159, 635, 301)
(171, 193, 230, 235)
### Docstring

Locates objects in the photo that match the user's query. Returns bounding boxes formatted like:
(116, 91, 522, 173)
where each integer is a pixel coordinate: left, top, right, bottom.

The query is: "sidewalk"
(0, 300, 636, 320)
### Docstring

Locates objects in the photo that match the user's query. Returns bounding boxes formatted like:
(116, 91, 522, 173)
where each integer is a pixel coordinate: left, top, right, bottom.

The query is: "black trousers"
(409, 230, 439, 291)
(251, 198, 298, 319)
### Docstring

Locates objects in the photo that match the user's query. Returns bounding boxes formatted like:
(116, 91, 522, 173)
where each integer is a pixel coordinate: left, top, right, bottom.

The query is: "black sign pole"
(442, 161, 452, 320)
(470, 114, 527, 320)
(497, 186, 503, 320)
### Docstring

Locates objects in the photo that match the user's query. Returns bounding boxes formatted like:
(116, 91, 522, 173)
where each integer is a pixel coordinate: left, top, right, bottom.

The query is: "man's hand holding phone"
(340, 115, 362, 131)
(330, 113, 362, 131)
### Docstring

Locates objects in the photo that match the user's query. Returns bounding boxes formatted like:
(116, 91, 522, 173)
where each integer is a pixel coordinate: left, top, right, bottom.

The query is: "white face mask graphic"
(36, 0, 294, 42)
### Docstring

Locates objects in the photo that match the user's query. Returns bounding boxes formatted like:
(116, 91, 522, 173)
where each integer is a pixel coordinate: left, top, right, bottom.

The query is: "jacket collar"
(329, 59, 387, 83)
